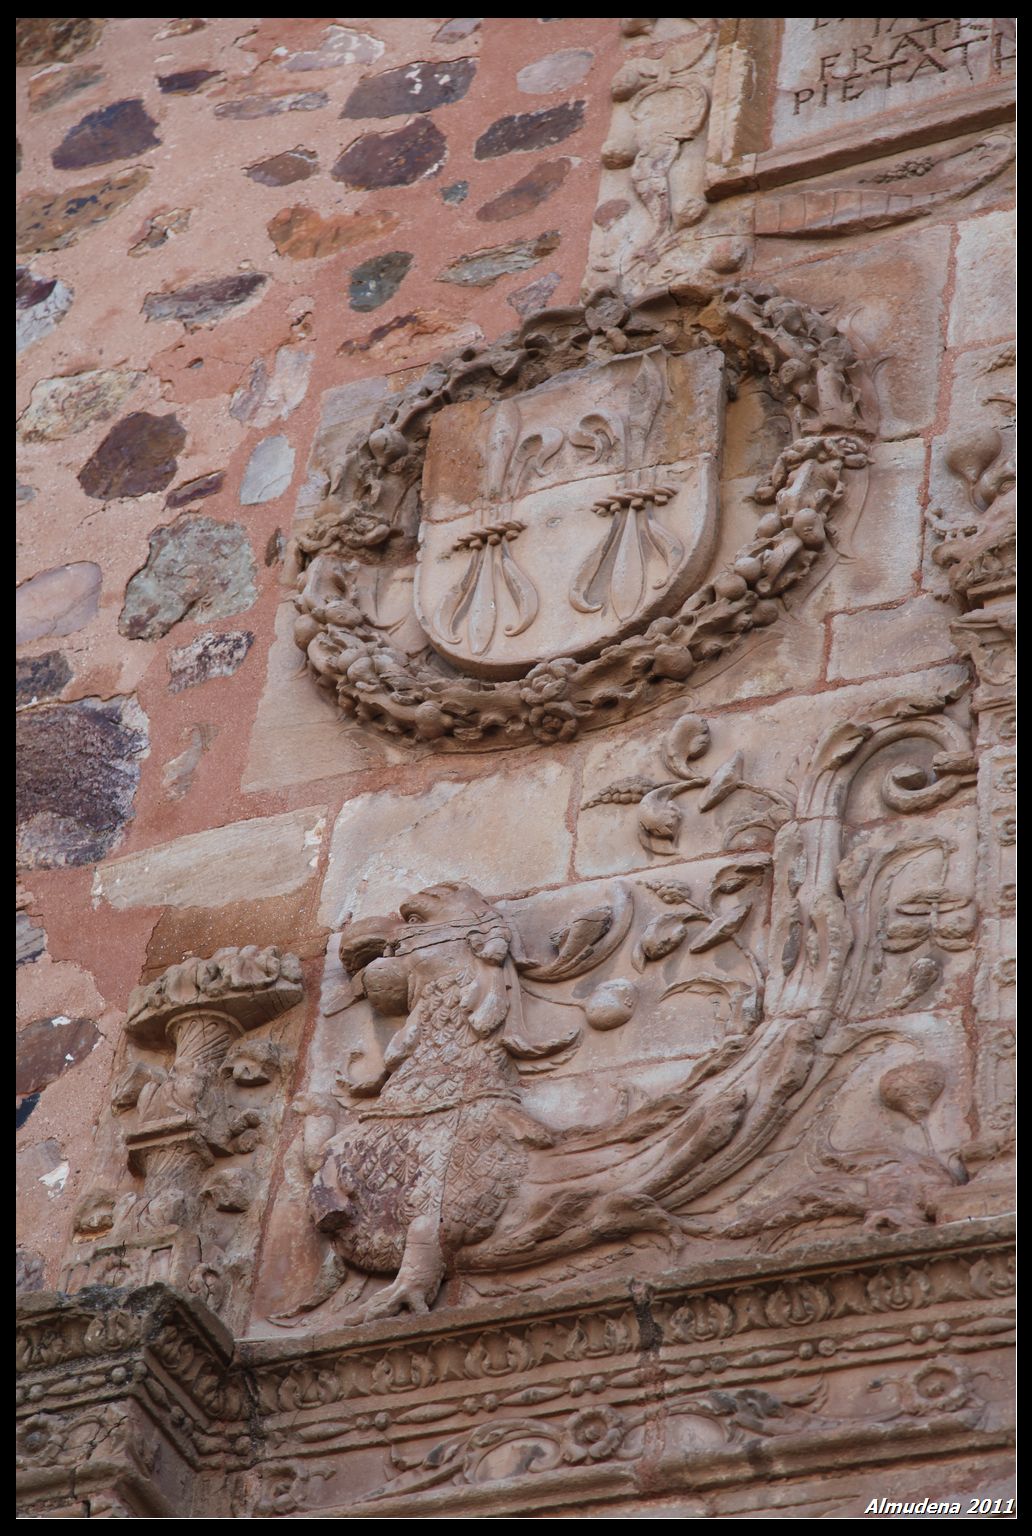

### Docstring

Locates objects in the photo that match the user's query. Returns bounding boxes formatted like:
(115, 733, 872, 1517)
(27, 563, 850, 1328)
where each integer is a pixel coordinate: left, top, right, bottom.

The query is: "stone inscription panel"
(773, 18, 1015, 147)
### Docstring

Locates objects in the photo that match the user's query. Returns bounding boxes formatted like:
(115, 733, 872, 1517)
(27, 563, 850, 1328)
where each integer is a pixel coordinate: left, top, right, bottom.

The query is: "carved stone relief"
(292, 281, 876, 750)
(61, 947, 303, 1330)
(255, 685, 979, 1328)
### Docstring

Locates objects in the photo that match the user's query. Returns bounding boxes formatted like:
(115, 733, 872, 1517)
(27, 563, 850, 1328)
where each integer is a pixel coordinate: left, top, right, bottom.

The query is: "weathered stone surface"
(161, 723, 216, 800)
(332, 117, 447, 189)
(157, 68, 221, 94)
(16, 651, 72, 707)
(828, 594, 959, 681)
(516, 48, 594, 95)
(16, 695, 148, 869)
(246, 147, 318, 186)
(51, 98, 160, 170)
(167, 629, 254, 693)
(231, 347, 312, 426)
(342, 58, 476, 119)
(77, 412, 186, 500)
(16, 18, 103, 66)
(348, 250, 413, 311)
(474, 100, 584, 159)
(240, 436, 295, 504)
(128, 206, 191, 255)
(28, 62, 105, 114)
(338, 308, 484, 364)
(15, 1248, 45, 1293)
(16, 913, 47, 967)
(16, 266, 73, 353)
(17, 168, 150, 254)
(17, 1016, 101, 1097)
(320, 759, 573, 925)
(476, 158, 570, 222)
(268, 205, 398, 261)
(92, 805, 326, 910)
(506, 269, 561, 317)
(214, 90, 328, 120)
(17, 369, 143, 443)
(441, 179, 468, 204)
(437, 229, 559, 286)
(119, 516, 258, 640)
(16, 563, 102, 645)
(143, 273, 267, 326)
(165, 470, 225, 509)
(280, 24, 383, 72)
(949, 209, 1016, 349)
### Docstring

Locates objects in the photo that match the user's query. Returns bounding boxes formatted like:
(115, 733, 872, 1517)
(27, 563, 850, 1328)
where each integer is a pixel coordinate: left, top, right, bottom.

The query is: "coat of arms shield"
(415, 347, 724, 678)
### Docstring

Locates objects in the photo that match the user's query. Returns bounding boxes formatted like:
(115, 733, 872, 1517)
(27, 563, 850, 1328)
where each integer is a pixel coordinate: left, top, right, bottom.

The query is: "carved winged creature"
(289, 881, 755, 1322)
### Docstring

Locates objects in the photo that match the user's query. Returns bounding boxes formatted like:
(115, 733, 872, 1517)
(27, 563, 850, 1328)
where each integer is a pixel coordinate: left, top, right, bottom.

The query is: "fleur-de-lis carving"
(435, 520, 539, 657)
(569, 353, 684, 622)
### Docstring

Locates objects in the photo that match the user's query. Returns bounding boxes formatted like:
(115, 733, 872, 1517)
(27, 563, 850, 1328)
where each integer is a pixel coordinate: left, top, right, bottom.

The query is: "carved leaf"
(661, 712, 711, 779)
(499, 539, 539, 639)
(710, 852, 771, 897)
(688, 901, 752, 954)
(698, 752, 745, 810)
(610, 508, 648, 621)
(888, 956, 942, 1010)
(626, 351, 666, 465)
(632, 912, 693, 971)
(643, 878, 706, 915)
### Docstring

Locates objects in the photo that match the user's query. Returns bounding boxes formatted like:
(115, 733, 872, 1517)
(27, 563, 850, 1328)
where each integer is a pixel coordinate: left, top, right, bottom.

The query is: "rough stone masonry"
(17, 17, 1014, 1520)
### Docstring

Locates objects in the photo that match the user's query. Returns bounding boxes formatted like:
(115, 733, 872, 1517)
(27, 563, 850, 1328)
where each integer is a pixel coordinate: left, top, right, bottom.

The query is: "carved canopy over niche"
(292, 281, 877, 751)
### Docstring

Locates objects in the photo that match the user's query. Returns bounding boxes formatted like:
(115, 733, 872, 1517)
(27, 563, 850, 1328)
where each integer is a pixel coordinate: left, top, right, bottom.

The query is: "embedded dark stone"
(17, 651, 72, 708)
(477, 157, 570, 222)
(16, 17, 104, 66)
(434, 18, 481, 41)
(143, 273, 267, 326)
(52, 98, 161, 170)
(332, 117, 446, 189)
(342, 57, 476, 119)
(265, 528, 285, 566)
(474, 100, 584, 159)
(16, 913, 47, 968)
(16, 1095, 40, 1131)
(246, 147, 318, 186)
(78, 412, 186, 501)
(438, 230, 559, 287)
(28, 61, 105, 114)
(349, 251, 414, 312)
(214, 91, 328, 120)
(16, 267, 56, 308)
(16, 265, 74, 352)
(167, 629, 254, 693)
(441, 180, 468, 204)
(119, 517, 258, 641)
(507, 270, 560, 317)
(157, 68, 222, 94)
(18, 481, 38, 503)
(17, 168, 150, 255)
(16, 695, 148, 869)
(166, 470, 225, 509)
(16, 1015, 101, 1097)
(16, 1248, 46, 1295)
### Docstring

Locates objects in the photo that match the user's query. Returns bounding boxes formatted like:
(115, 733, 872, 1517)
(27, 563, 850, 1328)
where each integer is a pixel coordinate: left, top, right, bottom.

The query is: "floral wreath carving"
(292, 280, 878, 751)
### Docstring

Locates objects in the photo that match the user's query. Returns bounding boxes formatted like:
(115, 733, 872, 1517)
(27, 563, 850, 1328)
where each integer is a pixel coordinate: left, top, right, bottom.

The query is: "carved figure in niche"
(276, 691, 976, 1323)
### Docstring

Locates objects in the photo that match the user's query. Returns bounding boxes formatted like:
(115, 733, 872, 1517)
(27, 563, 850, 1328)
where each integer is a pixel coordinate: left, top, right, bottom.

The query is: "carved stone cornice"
(17, 1219, 1014, 1518)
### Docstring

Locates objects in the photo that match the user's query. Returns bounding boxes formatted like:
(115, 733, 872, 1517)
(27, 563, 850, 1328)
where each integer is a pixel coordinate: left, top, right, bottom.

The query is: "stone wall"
(17, 17, 1014, 1520)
